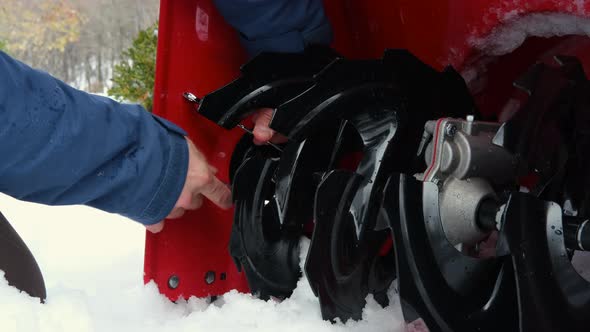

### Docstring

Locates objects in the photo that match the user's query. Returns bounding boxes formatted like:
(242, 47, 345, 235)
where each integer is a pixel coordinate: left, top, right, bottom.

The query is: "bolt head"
(445, 123, 457, 137)
(205, 271, 216, 285)
(168, 275, 180, 289)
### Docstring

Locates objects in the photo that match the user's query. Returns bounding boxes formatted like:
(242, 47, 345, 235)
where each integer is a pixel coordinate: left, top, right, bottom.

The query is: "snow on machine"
(145, 0, 590, 331)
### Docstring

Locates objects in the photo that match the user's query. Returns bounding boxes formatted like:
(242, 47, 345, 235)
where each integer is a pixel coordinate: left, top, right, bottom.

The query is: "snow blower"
(145, 1, 590, 331)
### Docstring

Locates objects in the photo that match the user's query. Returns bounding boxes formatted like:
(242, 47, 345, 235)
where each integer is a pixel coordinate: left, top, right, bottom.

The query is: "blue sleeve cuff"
(135, 125, 188, 225)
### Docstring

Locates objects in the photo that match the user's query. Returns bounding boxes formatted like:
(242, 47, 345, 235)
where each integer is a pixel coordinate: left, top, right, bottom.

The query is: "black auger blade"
(382, 175, 518, 332)
(492, 61, 583, 197)
(496, 56, 590, 332)
(282, 50, 476, 322)
(196, 46, 338, 129)
(230, 151, 297, 298)
(229, 121, 343, 299)
(502, 193, 590, 332)
(295, 80, 403, 321)
(305, 169, 395, 322)
(271, 59, 401, 236)
(270, 49, 477, 142)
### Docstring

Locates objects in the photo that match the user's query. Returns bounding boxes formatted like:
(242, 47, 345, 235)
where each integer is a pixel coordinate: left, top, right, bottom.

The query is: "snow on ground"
(0, 194, 404, 332)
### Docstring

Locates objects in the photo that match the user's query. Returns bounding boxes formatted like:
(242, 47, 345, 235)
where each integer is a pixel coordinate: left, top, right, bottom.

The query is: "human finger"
(200, 175, 233, 209)
(252, 108, 275, 144)
(166, 207, 186, 219)
(146, 220, 165, 233)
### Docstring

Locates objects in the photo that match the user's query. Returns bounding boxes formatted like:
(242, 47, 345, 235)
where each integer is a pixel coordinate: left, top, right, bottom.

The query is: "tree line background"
(0, 0, 159, 96)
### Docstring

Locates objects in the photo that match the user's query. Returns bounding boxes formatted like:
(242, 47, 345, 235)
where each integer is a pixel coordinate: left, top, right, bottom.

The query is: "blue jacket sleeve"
(213, 0, 333, 56)
(0, 51, 188, 226)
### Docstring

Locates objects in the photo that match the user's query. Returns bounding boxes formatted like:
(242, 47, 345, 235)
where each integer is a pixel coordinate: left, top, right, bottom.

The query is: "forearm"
(0, 51, 188, 225)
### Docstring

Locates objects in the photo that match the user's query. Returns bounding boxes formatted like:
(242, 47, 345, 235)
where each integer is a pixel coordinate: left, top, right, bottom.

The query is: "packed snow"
(471, 13, 590, 56)
(462, 12, 590, 95)
(0, 194, 405, 332)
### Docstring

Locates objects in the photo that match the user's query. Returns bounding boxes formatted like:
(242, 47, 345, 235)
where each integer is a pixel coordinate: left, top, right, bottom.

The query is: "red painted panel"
(144, 0, 249, 299)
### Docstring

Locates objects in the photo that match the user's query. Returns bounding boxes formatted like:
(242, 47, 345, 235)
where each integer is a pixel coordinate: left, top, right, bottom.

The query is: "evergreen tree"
(108, 22, 157, 111)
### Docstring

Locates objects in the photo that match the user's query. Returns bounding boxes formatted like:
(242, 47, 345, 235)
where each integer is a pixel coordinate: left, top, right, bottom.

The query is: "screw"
(168, 275, 180, 289)
(183, 92, 201, 104)
(445, 123, 457, 137)
(205, 271, 216, 285)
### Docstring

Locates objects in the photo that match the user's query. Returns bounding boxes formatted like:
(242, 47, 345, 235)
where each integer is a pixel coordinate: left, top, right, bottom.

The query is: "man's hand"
(147, 108, 283, 233)
(146, 139, 232, 233)
(251, 108, 288, 145)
